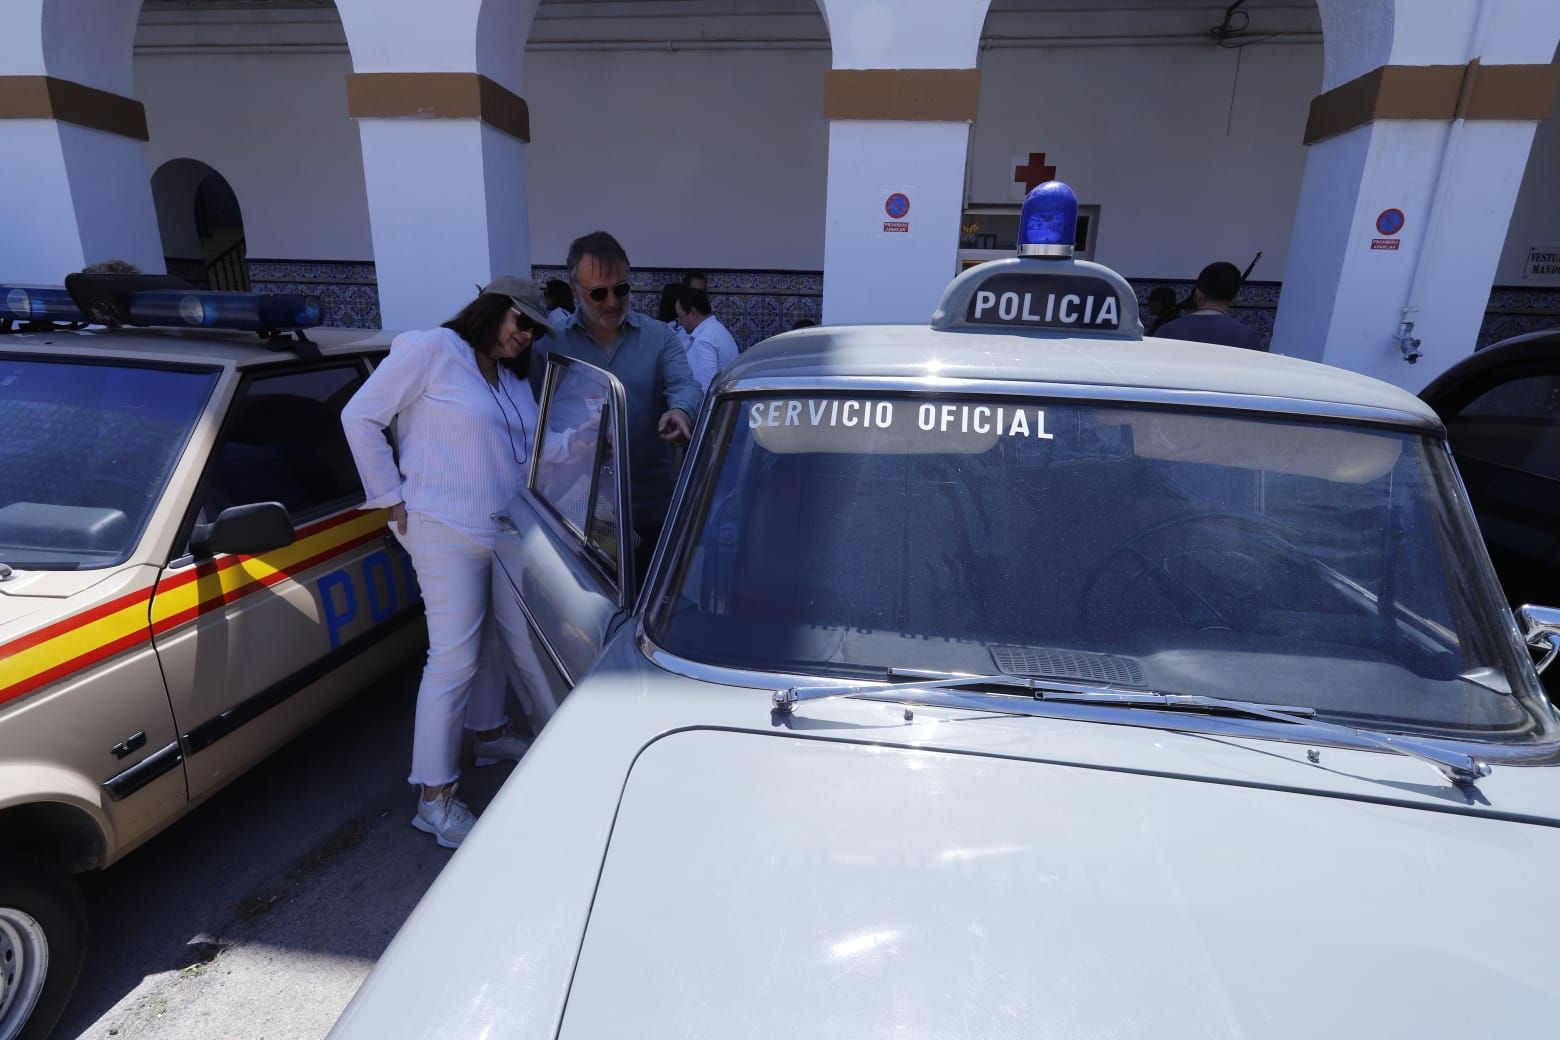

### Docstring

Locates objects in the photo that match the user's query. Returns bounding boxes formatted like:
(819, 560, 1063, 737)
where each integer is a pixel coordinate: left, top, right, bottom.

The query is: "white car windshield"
(648, 393, 1554, 744)
(0, 356, 218, 569)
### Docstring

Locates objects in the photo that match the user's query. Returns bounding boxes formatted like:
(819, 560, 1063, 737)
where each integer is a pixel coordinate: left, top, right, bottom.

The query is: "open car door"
(491, 355, 633, 728)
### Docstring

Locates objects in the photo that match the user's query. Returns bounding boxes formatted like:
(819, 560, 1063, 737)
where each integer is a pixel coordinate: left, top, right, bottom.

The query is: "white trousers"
(397, 513, 510, 787)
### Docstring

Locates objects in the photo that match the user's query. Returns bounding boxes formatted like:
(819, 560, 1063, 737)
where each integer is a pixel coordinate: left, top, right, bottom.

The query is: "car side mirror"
(189, 502, 295, 558)
(1517, 605, 1560, 674)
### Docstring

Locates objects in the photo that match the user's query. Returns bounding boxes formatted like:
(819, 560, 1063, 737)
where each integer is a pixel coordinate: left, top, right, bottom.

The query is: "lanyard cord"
(484, 373, 529, 466)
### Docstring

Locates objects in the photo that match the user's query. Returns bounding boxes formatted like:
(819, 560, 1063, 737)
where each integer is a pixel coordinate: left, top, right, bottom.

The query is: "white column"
(354, 121, 531, 332)
(0, 1, 163, 281)
(817, 0, 993, 326)
(336, 0, 538, 331)
(1270, 0, 1560, 390)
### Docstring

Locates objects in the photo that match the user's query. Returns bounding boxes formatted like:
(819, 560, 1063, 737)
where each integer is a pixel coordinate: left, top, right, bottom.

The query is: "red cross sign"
(1013, 152, 1057, 193)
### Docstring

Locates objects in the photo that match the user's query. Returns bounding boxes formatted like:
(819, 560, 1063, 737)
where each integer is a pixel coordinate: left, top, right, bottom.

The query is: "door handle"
(493, 512, 520, 535)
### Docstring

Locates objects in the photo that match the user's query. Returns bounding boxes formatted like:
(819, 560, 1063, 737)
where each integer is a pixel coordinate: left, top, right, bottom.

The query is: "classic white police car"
(330, 184, 1560, 1039)
(0, 276, 423, 1040)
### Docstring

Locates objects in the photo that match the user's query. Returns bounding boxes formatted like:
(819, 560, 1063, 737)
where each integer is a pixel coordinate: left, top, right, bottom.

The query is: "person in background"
(1143, 286, 1179, 336)
(81, 259, 142, 275)
(544, 279, 574, 327)
(658, 282, 691, 353)
(682, 270, 708, 294)
(675, 287, 739, 391)
(341, 276, 553, 849)
(1153, 262, 1264, 351)
(532, 232, 701, 583)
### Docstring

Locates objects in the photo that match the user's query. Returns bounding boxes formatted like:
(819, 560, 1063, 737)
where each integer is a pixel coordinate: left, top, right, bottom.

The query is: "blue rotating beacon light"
(1018, 180, 1077, 259)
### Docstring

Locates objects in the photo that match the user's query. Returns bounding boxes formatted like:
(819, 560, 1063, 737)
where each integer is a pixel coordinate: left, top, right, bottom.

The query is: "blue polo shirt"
(533, 308, 703, 529)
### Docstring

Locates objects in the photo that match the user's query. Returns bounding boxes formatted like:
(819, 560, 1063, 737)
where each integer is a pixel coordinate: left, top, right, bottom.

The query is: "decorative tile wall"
(532, 265, 821, 350)
(241, 259, 1558, 352)
(1481, 286, 1560, 348)
(247, 258, 381, 329)
(1128, 279, 1280, 348)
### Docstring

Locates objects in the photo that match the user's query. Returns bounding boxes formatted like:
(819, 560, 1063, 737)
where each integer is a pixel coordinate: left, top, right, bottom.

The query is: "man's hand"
(389, 502, 408, 535)
(658, 408, 693, 445)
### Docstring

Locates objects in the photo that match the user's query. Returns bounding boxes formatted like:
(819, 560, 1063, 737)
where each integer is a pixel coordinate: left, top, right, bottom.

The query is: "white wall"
(523, 45, 830, 270)
(970, 40, 1322, 281)
(134, 48, 374, 261)
(1496, 84, 1560, 286)
(127, 0, 1551, 291)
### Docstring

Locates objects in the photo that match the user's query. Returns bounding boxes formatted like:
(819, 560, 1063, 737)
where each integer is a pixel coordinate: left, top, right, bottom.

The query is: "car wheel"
(0, 854, 86, 1040)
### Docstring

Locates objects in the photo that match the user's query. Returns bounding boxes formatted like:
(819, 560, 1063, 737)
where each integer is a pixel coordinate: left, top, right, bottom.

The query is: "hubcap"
(0, 907, 48, 1040)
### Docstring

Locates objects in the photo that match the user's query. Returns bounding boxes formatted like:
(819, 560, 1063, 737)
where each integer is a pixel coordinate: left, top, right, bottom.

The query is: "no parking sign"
(882, 190, 911, 234)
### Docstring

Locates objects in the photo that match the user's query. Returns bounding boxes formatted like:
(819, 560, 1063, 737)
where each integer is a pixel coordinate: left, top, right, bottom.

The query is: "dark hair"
(566, 231, 630, 280)
(544, 278, 573, 312)
(1195, 262, 1243, 304)
(1147, 286, 1177, 310)
(677, 287, 712, 317)
(442, 292, 532, 377)
(682, 270, 708, 287)
(791, 318, 817, 330)
(82, 259, 142, 275)
(657, 283, 682, 323)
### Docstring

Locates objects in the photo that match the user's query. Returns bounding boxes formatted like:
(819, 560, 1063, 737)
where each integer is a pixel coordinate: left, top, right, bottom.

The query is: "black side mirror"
(189, 502, 295, 558)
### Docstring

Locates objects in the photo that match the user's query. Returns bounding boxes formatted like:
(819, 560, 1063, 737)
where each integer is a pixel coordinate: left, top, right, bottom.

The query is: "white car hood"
(561, 727, 1559, 1038)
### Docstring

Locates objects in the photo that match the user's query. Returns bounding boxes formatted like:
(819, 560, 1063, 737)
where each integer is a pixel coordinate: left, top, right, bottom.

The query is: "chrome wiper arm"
(771, 671, 1043, 712)
(772, 670, 1491, 788)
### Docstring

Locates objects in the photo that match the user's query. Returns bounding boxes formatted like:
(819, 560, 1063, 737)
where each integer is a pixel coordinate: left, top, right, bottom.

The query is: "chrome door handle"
(493, 513, 520, 535)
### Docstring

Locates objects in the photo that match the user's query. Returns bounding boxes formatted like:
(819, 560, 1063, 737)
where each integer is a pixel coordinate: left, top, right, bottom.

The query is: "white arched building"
(2, 0, 1557, 389)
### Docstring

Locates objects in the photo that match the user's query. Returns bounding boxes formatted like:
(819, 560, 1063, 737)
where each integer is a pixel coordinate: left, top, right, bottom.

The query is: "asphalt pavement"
(55, 668, 518, 1040)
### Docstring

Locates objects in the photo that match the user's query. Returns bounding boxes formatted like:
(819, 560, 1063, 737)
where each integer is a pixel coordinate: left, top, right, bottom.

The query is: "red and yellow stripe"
(0, 509, 389, 708)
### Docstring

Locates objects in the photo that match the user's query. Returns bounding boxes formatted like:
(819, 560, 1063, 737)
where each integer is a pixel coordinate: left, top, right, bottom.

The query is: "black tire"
(0, 853, 86, 1040)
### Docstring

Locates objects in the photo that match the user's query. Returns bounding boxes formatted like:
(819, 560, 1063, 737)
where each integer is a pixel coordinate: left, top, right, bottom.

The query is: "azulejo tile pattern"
(1129, 279, 1280, 349)
(532, 266, 822, 351)
(247, 259, 381, 330)
(239, 260, 1558, 350)
(1481, 286, 1560, 348)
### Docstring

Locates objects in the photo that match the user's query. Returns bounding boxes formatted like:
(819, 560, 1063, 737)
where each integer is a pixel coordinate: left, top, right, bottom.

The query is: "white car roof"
(725, 324, 1440, 429)
(0, 324, 395, 368)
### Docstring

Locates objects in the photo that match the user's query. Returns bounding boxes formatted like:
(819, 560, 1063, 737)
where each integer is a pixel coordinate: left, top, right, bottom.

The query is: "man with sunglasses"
(533, 231, 702, 581)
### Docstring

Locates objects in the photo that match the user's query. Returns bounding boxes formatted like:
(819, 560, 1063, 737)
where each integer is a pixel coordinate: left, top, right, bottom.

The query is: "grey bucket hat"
(481, 275, 554, 335)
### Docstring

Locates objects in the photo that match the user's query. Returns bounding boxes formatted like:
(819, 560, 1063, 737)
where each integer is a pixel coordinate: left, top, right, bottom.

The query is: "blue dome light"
(1018, 180, 1078, 259)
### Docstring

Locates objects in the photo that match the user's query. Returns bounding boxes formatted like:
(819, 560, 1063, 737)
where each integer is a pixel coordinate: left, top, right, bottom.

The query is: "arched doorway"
(151, 158, 250, 291)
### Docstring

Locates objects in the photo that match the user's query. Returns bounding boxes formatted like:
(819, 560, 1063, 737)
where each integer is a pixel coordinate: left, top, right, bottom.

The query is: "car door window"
(1447, 372, 1560, 481)
(196, 363, 368, 527)
(531, 358, 629, 592)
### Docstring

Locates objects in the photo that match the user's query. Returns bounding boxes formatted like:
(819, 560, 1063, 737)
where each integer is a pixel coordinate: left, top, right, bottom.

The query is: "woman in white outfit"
(341, 276, 550, 848)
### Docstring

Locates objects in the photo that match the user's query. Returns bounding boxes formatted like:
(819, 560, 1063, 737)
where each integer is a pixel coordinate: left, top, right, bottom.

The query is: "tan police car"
(0, 277, 423, 1040)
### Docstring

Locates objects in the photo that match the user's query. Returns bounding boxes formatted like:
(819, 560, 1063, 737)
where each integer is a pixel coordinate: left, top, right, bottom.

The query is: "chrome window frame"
(527, 353, 634, 609)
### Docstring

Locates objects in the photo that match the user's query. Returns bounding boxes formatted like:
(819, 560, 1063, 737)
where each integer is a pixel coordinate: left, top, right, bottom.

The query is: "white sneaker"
(412, 788, 476, 848)
(473, 730, 531, 767)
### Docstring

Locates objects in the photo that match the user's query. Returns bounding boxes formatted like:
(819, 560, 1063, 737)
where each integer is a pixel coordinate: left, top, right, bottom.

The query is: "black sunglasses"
(583, 281, 632, 303)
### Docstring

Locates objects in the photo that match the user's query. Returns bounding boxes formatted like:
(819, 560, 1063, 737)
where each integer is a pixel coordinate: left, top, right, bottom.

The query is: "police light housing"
(1018, 180, 1079, 259)
(60, 272, 324, 341)
(1, 285, 86, 327)
(933, 180, 1142, 340)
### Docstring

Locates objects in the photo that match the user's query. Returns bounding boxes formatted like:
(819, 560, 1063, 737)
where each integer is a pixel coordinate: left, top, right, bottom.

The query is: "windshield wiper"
(772, 670, 1491, 788)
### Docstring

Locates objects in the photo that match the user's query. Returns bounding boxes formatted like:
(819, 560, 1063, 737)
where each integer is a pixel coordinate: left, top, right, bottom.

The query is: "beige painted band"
(346, 72, 531, 143)
(0, 76, 149, 141)
(1305, 61, 1560, 145)
(823, 68, 982, 122)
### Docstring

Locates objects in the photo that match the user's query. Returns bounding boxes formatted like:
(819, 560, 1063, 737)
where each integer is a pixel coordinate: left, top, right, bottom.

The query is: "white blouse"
(342, 327, 538, 540)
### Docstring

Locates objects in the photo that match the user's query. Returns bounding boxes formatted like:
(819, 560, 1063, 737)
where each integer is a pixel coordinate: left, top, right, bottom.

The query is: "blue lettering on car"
(316, 543, 421, 650)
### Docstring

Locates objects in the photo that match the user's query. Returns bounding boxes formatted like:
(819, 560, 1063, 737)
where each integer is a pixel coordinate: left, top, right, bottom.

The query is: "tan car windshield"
(0, 357, 217, 569)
